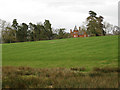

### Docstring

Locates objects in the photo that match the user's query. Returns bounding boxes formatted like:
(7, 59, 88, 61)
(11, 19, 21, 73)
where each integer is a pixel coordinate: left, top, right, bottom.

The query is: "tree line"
(0, 11, 119, 43)
(1, 19, 70, 43)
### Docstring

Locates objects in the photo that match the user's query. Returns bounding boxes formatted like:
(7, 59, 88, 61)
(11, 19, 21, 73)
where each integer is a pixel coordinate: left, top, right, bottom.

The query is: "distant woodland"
(0, 11, 119, 43)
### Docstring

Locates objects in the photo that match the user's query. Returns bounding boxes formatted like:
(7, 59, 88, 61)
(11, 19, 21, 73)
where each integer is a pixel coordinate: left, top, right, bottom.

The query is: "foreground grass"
(2, 66, 119, 88)
(2, 36, 118, 70)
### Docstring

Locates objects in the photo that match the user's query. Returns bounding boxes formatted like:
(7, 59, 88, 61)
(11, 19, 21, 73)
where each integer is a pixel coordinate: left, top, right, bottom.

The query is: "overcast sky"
(0, 0, 119, 32)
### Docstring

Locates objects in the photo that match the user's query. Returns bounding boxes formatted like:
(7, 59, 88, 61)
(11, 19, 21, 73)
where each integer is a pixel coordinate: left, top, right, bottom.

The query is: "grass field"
(2, 35, 118, 71)
(2, 35, 119, 88)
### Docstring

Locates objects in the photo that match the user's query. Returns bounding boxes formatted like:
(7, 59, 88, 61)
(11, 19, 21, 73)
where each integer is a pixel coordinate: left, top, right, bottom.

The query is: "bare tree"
(0, 19, 7, 43)
(113, 26, 120, 35)
(103, 22, 114, 35)
(0, 19, 12, 43)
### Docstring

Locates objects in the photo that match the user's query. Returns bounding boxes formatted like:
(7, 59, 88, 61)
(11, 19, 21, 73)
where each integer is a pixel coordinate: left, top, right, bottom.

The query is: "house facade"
(70, 26, 88, 38)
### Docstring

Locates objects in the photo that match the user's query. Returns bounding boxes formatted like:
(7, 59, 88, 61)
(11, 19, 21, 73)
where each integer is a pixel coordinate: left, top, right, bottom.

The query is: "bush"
(93, 67, 120, 73)
(70, 67, 86, 71)
(2, 66, 118, 88)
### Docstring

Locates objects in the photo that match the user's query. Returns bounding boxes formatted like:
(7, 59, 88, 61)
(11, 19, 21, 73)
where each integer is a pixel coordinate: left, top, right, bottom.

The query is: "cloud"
(0, 0, 119, 32)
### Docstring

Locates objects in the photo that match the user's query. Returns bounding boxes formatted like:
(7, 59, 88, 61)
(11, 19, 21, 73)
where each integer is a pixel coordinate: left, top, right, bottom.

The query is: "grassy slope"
(2, 36, 118, 70)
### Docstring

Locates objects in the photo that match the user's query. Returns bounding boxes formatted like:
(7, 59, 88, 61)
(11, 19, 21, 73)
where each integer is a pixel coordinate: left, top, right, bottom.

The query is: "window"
(74, 35, 77, 37)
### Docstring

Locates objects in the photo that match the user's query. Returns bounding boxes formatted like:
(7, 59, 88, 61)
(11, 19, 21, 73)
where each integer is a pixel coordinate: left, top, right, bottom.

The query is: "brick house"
(70, 26, 88, 38)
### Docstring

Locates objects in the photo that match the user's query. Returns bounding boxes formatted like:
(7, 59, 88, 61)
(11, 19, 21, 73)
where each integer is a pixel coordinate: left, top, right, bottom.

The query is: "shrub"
(70, 67, 86, 71)
(2, 66, 118, 88)
(93, 67, 120, 73)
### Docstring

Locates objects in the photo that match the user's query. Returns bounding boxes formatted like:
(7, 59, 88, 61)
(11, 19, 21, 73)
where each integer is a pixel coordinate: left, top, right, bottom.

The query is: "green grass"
(2, 35, 118, 70)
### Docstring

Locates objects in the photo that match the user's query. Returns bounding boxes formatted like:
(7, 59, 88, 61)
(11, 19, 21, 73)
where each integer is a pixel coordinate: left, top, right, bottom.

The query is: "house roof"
(74, 26, 78, 31)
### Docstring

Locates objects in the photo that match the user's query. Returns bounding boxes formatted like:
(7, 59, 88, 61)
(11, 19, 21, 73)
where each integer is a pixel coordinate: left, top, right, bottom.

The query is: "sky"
(0, 0, 119, 32)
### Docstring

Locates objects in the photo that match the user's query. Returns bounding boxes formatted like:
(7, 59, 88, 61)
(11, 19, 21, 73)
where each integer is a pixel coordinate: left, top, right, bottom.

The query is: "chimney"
(79, 27, 81, 30)
(70, 29, 72, 33)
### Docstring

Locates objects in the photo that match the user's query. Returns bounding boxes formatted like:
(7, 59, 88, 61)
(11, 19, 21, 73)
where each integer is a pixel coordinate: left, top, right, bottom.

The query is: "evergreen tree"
(58, 28, 65, 39)
(38, 24, 46, 40)
(12, 19, 18, 30)
(16, 23, 28, 42)
(22, 23, 28, 41)
(87, 11, 105, 36)
(44, 20, 53, 40)
(28, 23, 34, 41)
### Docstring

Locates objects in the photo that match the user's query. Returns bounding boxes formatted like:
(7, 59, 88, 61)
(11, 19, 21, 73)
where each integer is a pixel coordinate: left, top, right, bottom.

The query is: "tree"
(96, 16, 106, 36)
(58, 28, 65, 39)
(56, 28, 70, 39)
(2, 27, 16, 43)
(22, 23, 28, 41)
(11, 19, 19, 41)
(36, 24, 42, 41)
(28, 23, 47, 41)
(86, 11, 105, 36)
(87, 11, 97, 36)
(12, 19, 18, 30)
(113, 26, 120, 35)
(44, 20, 53, 40)
(16, 23, 28, 42)
(0, 19, 16, 43)
(0, 19, 7, 43)
(0, 19, 7, 31)
(38, 24, 47, 40)
(89, 11, 97, 17)
(28, 22, 34, 41)
(103, 22, 114, 35)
